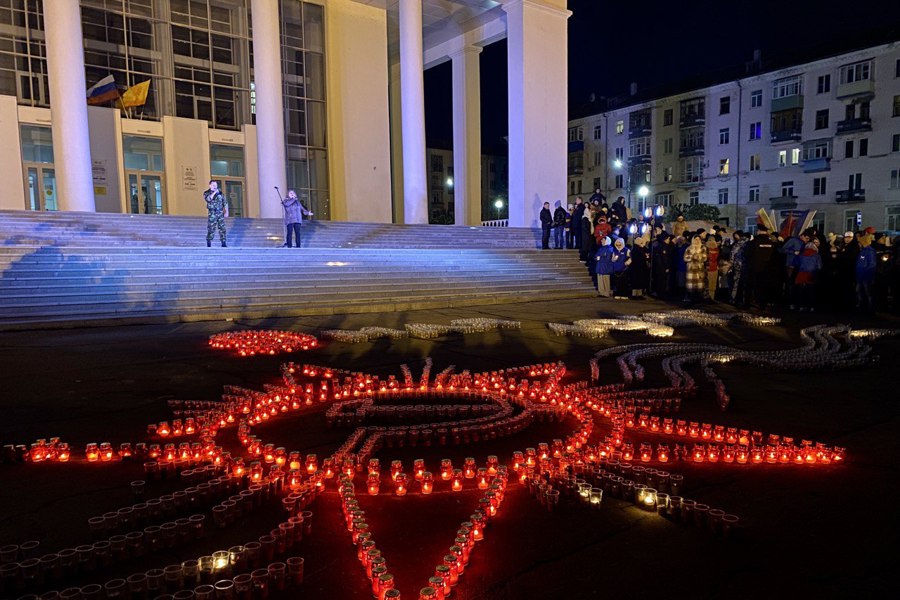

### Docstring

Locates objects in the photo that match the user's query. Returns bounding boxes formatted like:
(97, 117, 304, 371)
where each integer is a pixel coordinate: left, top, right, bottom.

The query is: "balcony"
(567, 166, 584, 176)
(627, 154, 652, 166)
(771, 95, 804, 113)
(770, 129, 803, 144)
(802, 157, 831, 173)
(628, 125, 651, 139)
(769, 195, 798, 210)
(679, 114, 705, 128)
(835, 189, 865, 203)
(567, 140, 584, 153)
(678, 145, 704, 158)
(677, 177, 703, 188)
(835, 118, 872, 135)
(836, 79, 875, 99)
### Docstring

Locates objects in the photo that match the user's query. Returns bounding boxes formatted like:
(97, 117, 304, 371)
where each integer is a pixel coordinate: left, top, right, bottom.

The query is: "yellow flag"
(120, 80, 150, 108)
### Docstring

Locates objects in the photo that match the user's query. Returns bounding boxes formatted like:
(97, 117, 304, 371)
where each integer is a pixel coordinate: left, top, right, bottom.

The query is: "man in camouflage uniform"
(204, 180, 227, 247)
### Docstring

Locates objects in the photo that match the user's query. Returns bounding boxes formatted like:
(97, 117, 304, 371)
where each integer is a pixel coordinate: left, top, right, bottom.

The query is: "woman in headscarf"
(683, 234, 708, 303)
(630, 236, 651, 298)
(611, 237, 632, 298)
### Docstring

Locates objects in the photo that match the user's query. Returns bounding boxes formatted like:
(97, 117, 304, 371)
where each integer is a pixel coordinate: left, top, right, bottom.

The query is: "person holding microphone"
(280, 188, 313, 248)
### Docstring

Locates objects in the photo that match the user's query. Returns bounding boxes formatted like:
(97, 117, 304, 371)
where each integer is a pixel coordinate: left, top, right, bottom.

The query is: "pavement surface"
(1, 298, 898, 599)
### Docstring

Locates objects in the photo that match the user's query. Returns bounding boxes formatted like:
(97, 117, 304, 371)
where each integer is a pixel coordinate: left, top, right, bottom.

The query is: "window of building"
(719, 128, 730, 145)
(679, 97, 705, 122)
(748, 186, 760, 203)
(859, 138, 868, 157)
(890, 170, 899, 190)
(616, 120, 624, 135)
(893, 95, 900, 117)
(656, 192, 673, 207)
(593, 124, 602, 139)
(778, 150, 787, 167)
(781, 181, 794, 197)
(750, 89, 763, 108)
(568, 127, 583, 142)
(839, 60, 872, 84)
(663, 166, 673, 182)
(718, 188, 729, 204)
(749, 122, 762, 140)
(719, 158, 730, 175)
(569, 181, 575, 196)
(615, 174, 624, 188)
(664, 138, 673, 154)
(849, 173, 863, 190)
(893, 134, 900, 153)
(689, 191, 699, 206)
(791, 148, 800, 165)
(681, 157, 703, 183)
(679, 128, 704, 151)
(615, 147, 624, 160)
(817, 74, 831, 94)
(845, 209, 861, 232)
(594, 151, 602, 166)
(663, 109, 673, 126)
(577, 180, 583, 195)
(845, 140, 854, 159)
(887, 206, 900, 230)
(805, 140, 831, 160)
(897, 59, 900, 78)
(750, 154, 760, 171)
(772, 75, 802, 99)
(815, 109, 829, 130)
(629, 137, 651, 156)
(813, 177, 827, 196)
(720, 96, 730, 115)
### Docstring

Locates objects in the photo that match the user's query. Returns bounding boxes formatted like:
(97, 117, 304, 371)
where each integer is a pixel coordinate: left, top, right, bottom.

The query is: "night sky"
(424, 0, 900, 153)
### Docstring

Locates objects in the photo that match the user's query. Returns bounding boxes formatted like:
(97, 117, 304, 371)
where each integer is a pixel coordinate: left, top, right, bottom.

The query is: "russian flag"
(86, 75, 119, 105)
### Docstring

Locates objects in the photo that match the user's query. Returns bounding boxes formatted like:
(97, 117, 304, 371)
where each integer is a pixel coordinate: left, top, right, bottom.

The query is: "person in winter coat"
(282, 189, 313, 248)
(651, 232, 674, 298)
(630, 236, 651, 298)
(856, 233, 877, 313)
(611, 237, 632, 298)
(729, 232, 748, 305)
(793, 239, 822, 311)
(580, 205, 596, 262)
(571, 198, 585, 251)
(706, 237, 720, 300)
(683, 235, 708, 303)
(743, 226, 779, 309)
(540, 202, 552, 249)
(674, 236, 688, 298)
(610, 196, 628, 225)
(594, 236, 615, 298)
(594, 216, 612, 246)
(671, 215, 688, 238)
(564, 204, 575, 249)
(552, 203, 568, 249)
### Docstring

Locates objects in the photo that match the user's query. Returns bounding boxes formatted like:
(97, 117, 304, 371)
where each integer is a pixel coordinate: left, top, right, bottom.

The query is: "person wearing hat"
(671, 215, 688, 238)
(611, 195, 628, 225)
(630, 236, 651, 298)
(539, 201, 552, 249)
(794, 239, 822, 311)
(729, 231, 749, 306)
(683, 235, 708, 303)
(835, 231, 860, 310)
(743, 225, 779, 309)
(706, 236, 721, 301)
(651, 232, 674, 298)
(594, 236, 615, 298)
(856, 232, 877, 313)
(611, 237, 632, 298)
(281, 189, 313, 248)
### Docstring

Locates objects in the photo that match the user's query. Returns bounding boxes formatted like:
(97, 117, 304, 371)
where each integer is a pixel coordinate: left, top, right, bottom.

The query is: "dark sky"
(424, 0, 900, 153)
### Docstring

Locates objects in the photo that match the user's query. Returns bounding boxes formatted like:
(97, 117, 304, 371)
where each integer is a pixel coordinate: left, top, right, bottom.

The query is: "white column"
(451, 46, 483, 226)
(251, 0, 287, 218)
(503, 0, 571, 228)
(43, 0, 95, 212)
(399, 0, 428, 224)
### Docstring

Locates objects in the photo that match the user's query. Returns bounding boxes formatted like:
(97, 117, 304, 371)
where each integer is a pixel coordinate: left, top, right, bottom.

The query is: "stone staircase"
(0, 211, 595, 330)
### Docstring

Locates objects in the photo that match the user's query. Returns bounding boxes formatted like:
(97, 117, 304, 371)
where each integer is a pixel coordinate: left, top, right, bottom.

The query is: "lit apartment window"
(778, 150, 787, 167)
(781, 181, 794, 197)
(719, 158, 730, 175)
(616, 120, 624, 135)
(689, 191, 699, 206)
(772, 75, 802, 99)
(791, 148, 800, 165)
(749, 154, 760, 171)
(748, 186, 760, 203)
(815, 109, 829, 130)
(840, 60, 872, 84)
(813, 177, 827, 196)
(817, 74, 831, 94)
(593, 124, 602, 139)
(718, 188, 729, 205)
(750, 90, 762, 108)
(749, 122, 761, 140)
(719, 128, 729, 145)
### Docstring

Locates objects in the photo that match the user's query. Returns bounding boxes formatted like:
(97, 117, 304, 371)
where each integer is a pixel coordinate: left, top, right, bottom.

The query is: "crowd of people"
(542, 192, 900, 315)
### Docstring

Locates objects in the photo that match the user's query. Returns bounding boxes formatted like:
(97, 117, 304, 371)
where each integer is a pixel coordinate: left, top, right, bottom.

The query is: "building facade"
(425, 146, 508, 224)
(568, 41, 900, 234)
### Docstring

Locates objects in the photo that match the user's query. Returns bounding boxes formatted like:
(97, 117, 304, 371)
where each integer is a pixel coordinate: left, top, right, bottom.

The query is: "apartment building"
(425, 146, 509, 224)
(568, 40, 900, 234)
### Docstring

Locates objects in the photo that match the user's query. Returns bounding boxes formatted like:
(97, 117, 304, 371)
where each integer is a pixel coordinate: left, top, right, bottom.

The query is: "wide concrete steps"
(0, 210, 541, 249)
(0, 245, 594, 329)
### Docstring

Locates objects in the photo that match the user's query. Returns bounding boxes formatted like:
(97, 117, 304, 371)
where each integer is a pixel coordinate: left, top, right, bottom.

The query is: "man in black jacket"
(610, 196, 628, 225)
(743, 226, 779, 309)
(651, 232, 674, 298)
(552, 203, 567, 249)
(540, 202, 552, 249)
(571, 198, 585, 251)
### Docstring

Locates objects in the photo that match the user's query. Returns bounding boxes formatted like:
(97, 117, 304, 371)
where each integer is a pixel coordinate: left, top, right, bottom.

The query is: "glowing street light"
(637, 185, 650, 199)
(446, 177, 454, 188)
(613, 159, 623, 169)
(494, 198, 504, 220)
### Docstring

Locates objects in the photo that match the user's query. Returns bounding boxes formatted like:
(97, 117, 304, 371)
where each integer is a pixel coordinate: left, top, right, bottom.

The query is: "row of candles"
(548, 309, 781, 341)
(322, 319, 522, 345)
(208, 330, 318, 357)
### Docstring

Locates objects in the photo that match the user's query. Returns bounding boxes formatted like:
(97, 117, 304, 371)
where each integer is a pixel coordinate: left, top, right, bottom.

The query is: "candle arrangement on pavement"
(208, 330, 318, 356)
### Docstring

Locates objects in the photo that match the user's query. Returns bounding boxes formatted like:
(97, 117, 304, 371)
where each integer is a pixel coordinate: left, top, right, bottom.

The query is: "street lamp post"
(613, 159, 632, 210)
(494, 199, 504, 221)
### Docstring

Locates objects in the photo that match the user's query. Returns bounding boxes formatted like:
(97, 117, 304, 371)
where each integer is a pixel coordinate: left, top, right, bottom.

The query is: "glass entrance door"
(24, 165, 58, 211)
(127, 172, 165, 215)
(224, 180, 244, 218)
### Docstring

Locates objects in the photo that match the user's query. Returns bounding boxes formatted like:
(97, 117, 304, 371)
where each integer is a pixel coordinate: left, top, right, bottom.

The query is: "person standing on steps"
(540, 201, 552, 249)
(204, 180, 227, 247)
(282, 190, 314, 248)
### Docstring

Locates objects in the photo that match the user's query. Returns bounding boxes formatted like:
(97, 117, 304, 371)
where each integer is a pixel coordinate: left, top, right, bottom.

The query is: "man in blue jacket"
(856, 233, 877, 313)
